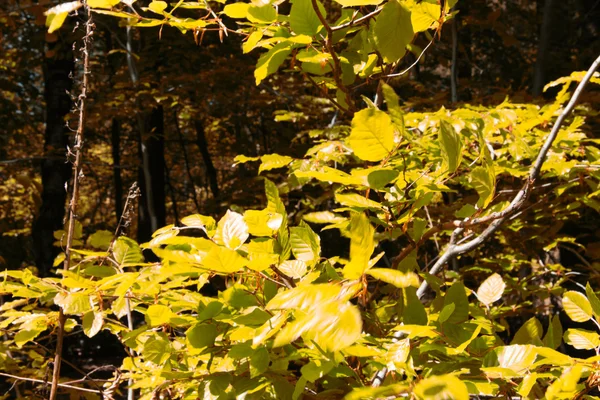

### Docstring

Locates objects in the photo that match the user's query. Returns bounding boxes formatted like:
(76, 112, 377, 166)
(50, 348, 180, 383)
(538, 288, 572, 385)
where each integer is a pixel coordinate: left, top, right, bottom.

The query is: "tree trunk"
(194, 120, 220, 200)
(532, 0, 556, 96)
(32, 36, 74, 277)
(137, 106, 166, 243)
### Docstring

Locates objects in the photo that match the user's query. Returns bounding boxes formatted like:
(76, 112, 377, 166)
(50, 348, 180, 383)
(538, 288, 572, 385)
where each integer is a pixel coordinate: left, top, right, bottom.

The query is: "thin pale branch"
(0, 372, 104, 395)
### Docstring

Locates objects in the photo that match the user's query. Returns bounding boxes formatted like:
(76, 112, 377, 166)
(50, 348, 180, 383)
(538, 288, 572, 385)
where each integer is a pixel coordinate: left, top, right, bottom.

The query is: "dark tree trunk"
(111, 118, 123, 224)
(194, 120, 220, 200)
(32, 37, 74, 277)
(137, 105, 166, 243)
(532, 0, 556, 97)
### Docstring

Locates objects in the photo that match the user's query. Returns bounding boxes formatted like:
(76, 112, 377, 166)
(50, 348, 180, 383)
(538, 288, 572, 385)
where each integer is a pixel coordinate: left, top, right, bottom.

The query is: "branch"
(49, 3, 94, 400)
(374, 53, 600, 388)
(330, 6, 383, 32)
(0, 372, 104, 395)
(310, 0, 355, 112)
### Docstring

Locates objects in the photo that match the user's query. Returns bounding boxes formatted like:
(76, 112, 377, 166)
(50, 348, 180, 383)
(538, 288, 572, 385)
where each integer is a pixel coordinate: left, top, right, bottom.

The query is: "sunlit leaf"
(586, 282, 600, 319)
(511, 317, 542, 345)
(439, 119, 463, 173)
(343, 212, 375, 279)
(146, 304, 173, 327)
(88, 0, 120, 9)
(214, 210, 249, 250)
(82, 310, 103, 338)
(476, 273, 505, 306)
(366, 268, 419, 288)
(289, 0, 323, 36)
(564, 328, 600, 350)
(347, 108, 395, 162)
(563, 291, 593, 322)
(471, 164, 495, 209)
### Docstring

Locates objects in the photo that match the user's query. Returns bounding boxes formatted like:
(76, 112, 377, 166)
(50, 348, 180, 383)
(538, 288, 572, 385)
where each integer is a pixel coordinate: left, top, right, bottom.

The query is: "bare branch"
(49, 3, 94, 400)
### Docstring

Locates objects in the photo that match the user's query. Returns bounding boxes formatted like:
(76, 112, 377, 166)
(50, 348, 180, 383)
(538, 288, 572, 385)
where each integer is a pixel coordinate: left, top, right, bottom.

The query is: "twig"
(49, 3, 94, 400)
(375, 53, 600, 387)
(377, 37, 435, 79)
(331, 7, 383, 31)
(0, 372, 103, 395)
(310, 0, 355, 112)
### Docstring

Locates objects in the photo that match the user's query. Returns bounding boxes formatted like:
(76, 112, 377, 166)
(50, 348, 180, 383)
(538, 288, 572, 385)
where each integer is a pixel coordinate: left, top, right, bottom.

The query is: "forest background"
(1, 0, 600, 398)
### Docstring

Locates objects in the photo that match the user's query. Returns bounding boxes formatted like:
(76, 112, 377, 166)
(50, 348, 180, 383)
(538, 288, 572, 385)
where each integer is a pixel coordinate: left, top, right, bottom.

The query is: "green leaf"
(563, 291, 593, 322)
(259, 153, 293, 173)
(289, 0, 323, 36)
(243, 30, 263, 53)
(439, 120, 463, 173)
(301, 359, 334, 382)
(247, 4, 277, 23)
(367, 168, 399, 189)
(372, 0, 414, 63)
(586, 282, 600, 319)
(345, 384, 409, 400)
(347, 108, 395, 162)
(408, 0, 441, 33)
(187, 323, 218, 349)
(148, 1, 168, 13)
(113, 236, 144, 266)
(290, 222, 320, 264)
(250, 347, 270, 377)
(302, 211, 346, 224)
(142, 333, 171, 365)
(223, 2, 250, 18)
(244, 209, 281, 236)
(438, 303, 455, 324)
(476, 273, 505, 306)
(343, 213, 375, 279)
(180, 213, 216, 236)
(82, 311, 103, 338)
(335, 192, 382, 209)
(54, 292, 92, 315)
(403, 287, 428, 325)
(214, 210, 249, 250)
(543, 315, 563, 349)
(564, 328, 600, 350)
(146, 304, 173, 327)
(279, 260, 308, 279)
(366, 268, 419, 288)
(255, 42, 292, 85)
(443, 282, 468, 325)
(483, 344, 537, 375)
(511, 317, 543, 345)
(87, 230, 113, 250)
(46, 11, 69, 33)
(202, 246, 248, 273)
(413, 374, 469, 400)
(471, 164, 496, 208)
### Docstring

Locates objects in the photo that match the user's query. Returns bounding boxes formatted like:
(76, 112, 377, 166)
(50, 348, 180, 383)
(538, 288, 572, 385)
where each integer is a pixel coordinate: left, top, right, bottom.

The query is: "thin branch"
(0, 372, 103, 395)
(331, 7, 383, 31)
(49, 3, 94, 400)
(310, 0, 355, 112)
(377, 36, 435, 79)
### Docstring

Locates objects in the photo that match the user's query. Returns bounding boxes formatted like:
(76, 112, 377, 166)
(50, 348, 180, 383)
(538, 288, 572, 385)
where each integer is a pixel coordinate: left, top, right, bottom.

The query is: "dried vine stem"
(372, 53, 600, 388)
(49, 3, 94, 400)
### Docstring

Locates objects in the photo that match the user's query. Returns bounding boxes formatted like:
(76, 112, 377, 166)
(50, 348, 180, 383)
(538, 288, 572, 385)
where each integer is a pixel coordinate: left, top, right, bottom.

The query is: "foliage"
(1, 0, 600, 399)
